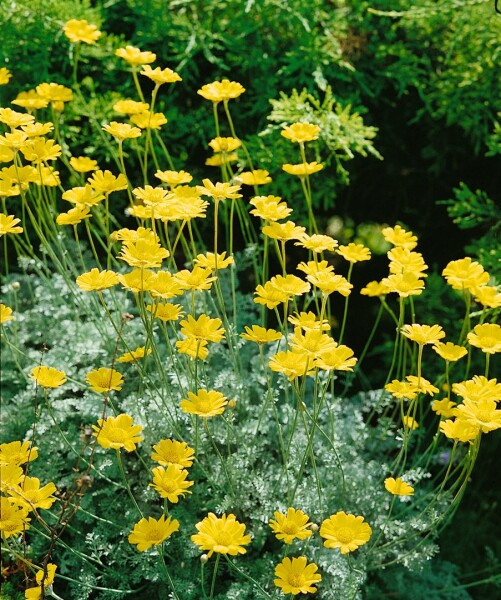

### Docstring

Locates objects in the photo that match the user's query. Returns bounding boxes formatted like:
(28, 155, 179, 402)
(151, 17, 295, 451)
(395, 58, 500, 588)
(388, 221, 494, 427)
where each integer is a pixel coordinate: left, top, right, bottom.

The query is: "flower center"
(281, 521, 299, 535)
(335, 526, 354, 544)
(108, 428, 126, 443)
(288, 574, 304, 588)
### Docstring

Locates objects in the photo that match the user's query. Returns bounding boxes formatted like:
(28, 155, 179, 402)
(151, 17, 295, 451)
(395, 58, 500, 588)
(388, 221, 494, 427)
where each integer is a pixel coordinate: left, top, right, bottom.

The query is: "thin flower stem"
(116, 450, 143, 517)
(209, 554, 220, 600)
(224, 555, 273, 599)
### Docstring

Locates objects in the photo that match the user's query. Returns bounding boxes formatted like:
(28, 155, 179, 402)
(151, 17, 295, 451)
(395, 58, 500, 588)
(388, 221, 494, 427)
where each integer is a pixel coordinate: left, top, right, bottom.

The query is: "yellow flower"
(205, 153, 238, 166)
(388, 247, 428, 277)
(307, 272, 353, 297)
(113, 99, 150, 115)
(269, 508, 313, 544)
(269, 350, 316, 380)
(119, 239, 170, 269)
(62, 185, 104, 207)
(130, 111, 168, 130)
(140, 65, 182, 84)
(174, 266, 217, 292)
(452, 376, 501, 404)
(381, 272, 425, 297)
(316, 345, 358, 371)
(320, 511, 372, 554)
(472, 285, 501, 308)
(92, 414, 143, 451)
(0, 214, 23, 236)
(0, 108, 35, 129)
(402, 416, 419, 430)
(0, 67, 12, 85)
(128, 514, 179, 551)
(337, 243, 371, 263)
(11, 90, 48, 110)
(193, 251, 234, 272)
(103, 121, 142, 141)
(241, 325, 282, 345)
(249, 195, 292, 222)
(34, 165, 60, 187)
(180, 390, 228, 417)
(401, 324, 445, 346)
(117, 346, 152, 363)
(295, 233, 338, 253)
(282, 162, 323, 176)
(384, 477, 414, 496)
(208, 137, 241, 153)
(281, 122, 320, 144)
(440, 419, 479, 443)
(88, 170, 128, 194)
(36, 83, 73, 104)
(454, 399, 501, 433)
(151, 439, 195, 468)
(360, 280, 389, 297)
(115, 46, 156, 66)
(69, 156, 98, 173)
(76, 268, 119, 291)
(254, 281, 289, 309)
(237, 170, 272, 185)
(385, 380, 418, 401)
(431, 398, 457, 418)
(150, 464, 194, 502)
(288, 311, 330, 332)
(0, 130, 29, 150)
(289, 328, 337, 358)
(154, 169, 193, 186)
(8, 477, 57, 511)
(29, 366, 66, 389)
(262, 220, 306, 242)
(197, 80, 246, 103)
(86, 367, 124, 393)
(442, 257, 489, 292)
(0, 303, 14, 323)
(191, 512, 251, 557)
(198, 178, 242, 202)
(274, 556, 321, 596)
(56, 206, 92, 226)
(21, 138, 62, 163)
(24, 563, 58, 599)
(180, 314, 225, 342)
(467, 323, 501, 354)
(132, 185, 168, 205)
(381, 224, 417, 250)
(0, 496, 31, 538)
(405, 375, 438, 396)
(297, 260, 333, 278)
(432, 341, 468, 362)
(119, 269, 156, 293)
(21, 122, 54, 138)
(63, 19, 102, 44)
(0, 441, 38, 466)
(0, 463, 24, 492)
(176, 337, 209, 360)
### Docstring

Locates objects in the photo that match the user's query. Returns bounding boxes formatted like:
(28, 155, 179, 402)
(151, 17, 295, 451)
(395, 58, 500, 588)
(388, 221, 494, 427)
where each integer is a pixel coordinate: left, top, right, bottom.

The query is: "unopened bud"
(309, 522, 319, 532)
(228, 399, 237, 409)
(11, 281, 20, 290)
(200, 554, 209, 564)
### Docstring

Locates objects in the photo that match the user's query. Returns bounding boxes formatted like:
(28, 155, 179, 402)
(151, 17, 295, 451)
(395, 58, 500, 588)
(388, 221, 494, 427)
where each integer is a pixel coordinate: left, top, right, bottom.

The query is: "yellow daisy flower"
(128, 514, 179, 552)
(191, 512, 251, 557)
(274, 556, 322, 596)
(92, 414, 143, 451)
(269, 508, 313, 544)
(320, 511, 372, 554)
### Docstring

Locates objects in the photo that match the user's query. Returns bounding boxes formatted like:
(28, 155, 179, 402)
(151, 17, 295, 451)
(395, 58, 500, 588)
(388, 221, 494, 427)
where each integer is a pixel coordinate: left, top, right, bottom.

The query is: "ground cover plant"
(1, 6, 501, 600)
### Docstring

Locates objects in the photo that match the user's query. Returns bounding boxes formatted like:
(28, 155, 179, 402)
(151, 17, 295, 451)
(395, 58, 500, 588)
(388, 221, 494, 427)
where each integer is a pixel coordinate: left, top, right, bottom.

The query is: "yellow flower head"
(360, 280, 389, 297)
(92, 413, 143, 451)
(442, 257, 489, 292)
(0, 303, 14, 323)
(381, 224, 418, 250)
(63, 19, 102, 44)
(86, 367, 124, 393)
(180, 314, 225, 342)
(205, 153, 238, 166)
(132, 185, 168, 205)
(193, 251, 234, 272)
(56, 205, 92, 226)
(262, 220, 306, 242)
(316, 345, 358, 372)
(151, 439, 194, 468)
(174, 266, 217, 292)
(269, 350, 316, 380)
(198, 178, 242, 202)
(0, 108, 35, 129)
(118, 239, 170, 269)
(0, 67, 12, 85)
(9, 476, 57, 511)
(381, 272, 425, 297)
(102, 121, 142, 141)
(149, 272, 184, 299)
(237, 170, 272, 185)
(147, 302, 183, 321)
(0, 496, 31, 538)
(402, 415, 419, 430)
(69, 156, 98, 173)
(274, 556, 321, 596)
(88, 170, 128, 194)
(472, 285, 501, 308)
(431, 398, 457, 418)
(197, 80, 246, 103)
(454, 399, 501, 434)
(180, 390, 228, 417)
(432, 341, 467, 362)
(385, 380, 418, 401)
(249, 195, 292, 222)
(0, 463, 24, 493)
(62, 185, 104, 207)
(405, 375, 438, 396)
(254, 281, 289, 309)
(128, 514, 179, 552)
(307, 272, 353, 297)
(467, 323, 501, 354)
(289, 327, 337, 358)
(0, 214, 23, 236)
(282, 162, 323, 176)
(0, 130, 29, 151)
(401, 323, 445, 346)
(150, 464, 194, 502)
(154, 169, 193, 186)
(11, 90, 48, 110)
(208, 137, 241, 153)
(269, 508, 313, 544)
(113, 99, 150, 115)
(140, 65, 182, 85)
(241, 325, 282, 345)
(337, 243, 371, 263)
(117, 346, 152, 363)
(130, 111, 168, 130)
(296, 233, 338, 254)
(30, 366, 67, 389)
(36, 83, 73, 104)
(0, 441, 38, 466)
(191, 512, 251, 557)
(320, 511, 372, 554)
(384, 477, 414, 496)
(440, 419, 479, 443)
(452, 376, 501, 404)
(288, 312, 329, 332)
(21, 138, 62, 164)
(115, 46, 156, 66)
(76, 268, 119, 291)
(281, 122, 320, 143)
(388, 247, 428, 277)
(21, 122, 54, 138)
(176, 337, 209, 360)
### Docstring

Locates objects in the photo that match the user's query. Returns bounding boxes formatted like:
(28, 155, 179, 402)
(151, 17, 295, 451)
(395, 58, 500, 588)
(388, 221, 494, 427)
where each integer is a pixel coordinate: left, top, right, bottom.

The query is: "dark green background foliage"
(1, 1, 500, 598)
